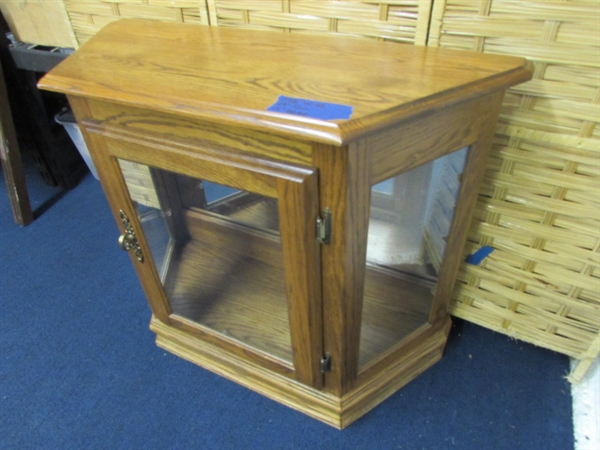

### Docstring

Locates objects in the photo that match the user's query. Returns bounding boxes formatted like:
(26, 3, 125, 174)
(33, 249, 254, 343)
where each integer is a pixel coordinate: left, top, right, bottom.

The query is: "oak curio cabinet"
(40, 20, 532, 428)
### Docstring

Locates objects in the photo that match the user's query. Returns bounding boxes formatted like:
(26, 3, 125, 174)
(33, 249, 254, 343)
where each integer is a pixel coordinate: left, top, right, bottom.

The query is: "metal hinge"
(320, 352, 332, 373)
(316, 208, 331, 244)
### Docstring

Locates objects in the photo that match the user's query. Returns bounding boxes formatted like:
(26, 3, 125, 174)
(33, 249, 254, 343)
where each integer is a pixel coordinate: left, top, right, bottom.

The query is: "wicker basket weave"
(205, 0, 432, 44)
(118, 160, 161, 209)
(429, 0, 600, 382)
(64, 0, 210, 45)
(62, 1, 433, 46)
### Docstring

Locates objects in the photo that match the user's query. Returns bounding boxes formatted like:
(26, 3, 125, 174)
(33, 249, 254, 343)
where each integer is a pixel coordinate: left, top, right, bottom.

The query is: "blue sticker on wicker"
(267, 95, 353, 120)
(465, 246, 495, 265)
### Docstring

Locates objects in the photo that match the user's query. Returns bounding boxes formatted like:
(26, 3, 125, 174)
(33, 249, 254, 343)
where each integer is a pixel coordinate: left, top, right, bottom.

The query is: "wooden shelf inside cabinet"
(38, 19, 532, 429)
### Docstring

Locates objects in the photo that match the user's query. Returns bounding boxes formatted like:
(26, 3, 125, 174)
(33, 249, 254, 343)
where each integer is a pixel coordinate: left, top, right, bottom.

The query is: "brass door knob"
(118, 210, 144, 262)
(118, 233, 137, 252)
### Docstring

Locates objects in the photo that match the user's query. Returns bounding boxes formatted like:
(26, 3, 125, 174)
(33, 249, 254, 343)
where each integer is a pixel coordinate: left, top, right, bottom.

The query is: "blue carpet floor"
(1, 161, 574, 449)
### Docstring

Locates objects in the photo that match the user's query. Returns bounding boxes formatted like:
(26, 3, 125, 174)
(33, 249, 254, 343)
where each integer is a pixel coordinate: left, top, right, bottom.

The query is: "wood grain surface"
(39, 19, 532, 144)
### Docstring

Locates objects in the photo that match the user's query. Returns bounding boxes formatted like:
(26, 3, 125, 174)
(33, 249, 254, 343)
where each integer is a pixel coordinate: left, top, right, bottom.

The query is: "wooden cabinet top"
(39, 19, 532, 145)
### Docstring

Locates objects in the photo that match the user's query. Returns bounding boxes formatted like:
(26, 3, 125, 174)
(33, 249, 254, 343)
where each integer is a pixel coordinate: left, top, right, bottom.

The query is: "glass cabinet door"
(360, 147, 469, 369)
(112, 148, 322, 387)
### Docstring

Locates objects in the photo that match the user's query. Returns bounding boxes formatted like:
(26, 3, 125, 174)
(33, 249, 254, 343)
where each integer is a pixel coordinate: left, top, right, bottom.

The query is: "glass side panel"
(360, 147, 468, 369)
(118, 160, 291, 363)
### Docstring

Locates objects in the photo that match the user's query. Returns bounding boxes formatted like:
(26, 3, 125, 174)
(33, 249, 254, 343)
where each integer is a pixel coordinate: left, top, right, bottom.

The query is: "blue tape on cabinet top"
(267, 95, 353, 120)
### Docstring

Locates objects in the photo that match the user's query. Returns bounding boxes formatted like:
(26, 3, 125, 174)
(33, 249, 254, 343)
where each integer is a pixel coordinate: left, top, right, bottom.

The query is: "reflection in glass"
(118, 160, 291, 363)
(360, 147, 468, 369)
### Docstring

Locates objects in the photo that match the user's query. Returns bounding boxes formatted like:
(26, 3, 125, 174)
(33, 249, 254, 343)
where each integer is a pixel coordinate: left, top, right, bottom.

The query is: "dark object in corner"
(1, 22, 85, 190)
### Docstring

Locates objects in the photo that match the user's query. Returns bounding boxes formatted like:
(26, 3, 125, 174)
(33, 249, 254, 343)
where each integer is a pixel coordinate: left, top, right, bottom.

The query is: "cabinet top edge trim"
(38, 19, 533, 145)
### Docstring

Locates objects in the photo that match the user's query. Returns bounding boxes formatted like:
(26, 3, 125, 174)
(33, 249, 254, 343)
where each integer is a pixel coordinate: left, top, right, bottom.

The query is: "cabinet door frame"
(75, 101, 324, 388)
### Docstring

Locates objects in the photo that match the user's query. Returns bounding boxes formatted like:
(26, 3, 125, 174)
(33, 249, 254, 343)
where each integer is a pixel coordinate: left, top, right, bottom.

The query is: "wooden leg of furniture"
(0, 57, 33, 226)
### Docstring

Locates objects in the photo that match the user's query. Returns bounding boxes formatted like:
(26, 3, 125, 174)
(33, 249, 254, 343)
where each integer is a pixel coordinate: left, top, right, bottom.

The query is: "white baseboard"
(572, 357, 600, 450)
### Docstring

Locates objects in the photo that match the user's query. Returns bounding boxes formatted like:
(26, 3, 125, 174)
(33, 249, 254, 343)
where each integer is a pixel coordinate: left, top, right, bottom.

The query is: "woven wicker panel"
(64, 0, 210, 45)
(118, 160, 161, 209)
(429, 0, 600, 381)
(205, 0, 433, 45)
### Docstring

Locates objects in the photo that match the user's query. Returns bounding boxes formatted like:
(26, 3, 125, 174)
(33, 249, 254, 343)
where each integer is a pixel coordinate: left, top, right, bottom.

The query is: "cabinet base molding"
(151, 316, 452, 428)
